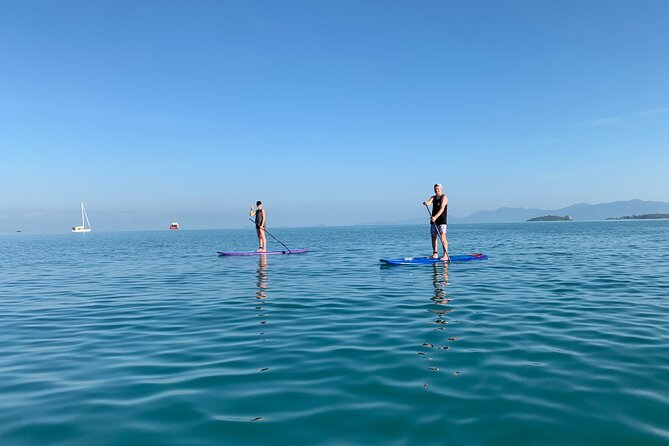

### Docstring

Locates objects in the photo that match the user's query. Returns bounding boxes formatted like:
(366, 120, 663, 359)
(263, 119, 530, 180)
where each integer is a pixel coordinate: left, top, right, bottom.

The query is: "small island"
(606, 213, 669, 220)
(527, 215, 573, 222)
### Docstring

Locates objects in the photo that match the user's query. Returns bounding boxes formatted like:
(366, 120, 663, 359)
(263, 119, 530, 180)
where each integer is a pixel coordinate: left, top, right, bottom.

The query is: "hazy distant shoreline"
(3, 199, 669, 233)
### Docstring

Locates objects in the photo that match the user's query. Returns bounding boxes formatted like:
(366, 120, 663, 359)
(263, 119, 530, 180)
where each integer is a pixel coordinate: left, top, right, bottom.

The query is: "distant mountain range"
(457, 199, 669, 223)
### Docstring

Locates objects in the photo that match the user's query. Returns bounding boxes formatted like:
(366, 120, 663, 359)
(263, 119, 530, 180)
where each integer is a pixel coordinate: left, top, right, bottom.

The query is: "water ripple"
(1, 223, 669, 445)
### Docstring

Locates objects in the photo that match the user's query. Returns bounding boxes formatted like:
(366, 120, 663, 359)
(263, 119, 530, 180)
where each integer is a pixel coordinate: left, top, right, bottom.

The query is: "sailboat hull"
(72, 226, 91, 233)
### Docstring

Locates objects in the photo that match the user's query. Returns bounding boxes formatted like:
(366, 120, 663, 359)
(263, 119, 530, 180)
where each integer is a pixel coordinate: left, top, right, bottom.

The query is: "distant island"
(527, 215, 573, 222)
(606, 213, 669, 220)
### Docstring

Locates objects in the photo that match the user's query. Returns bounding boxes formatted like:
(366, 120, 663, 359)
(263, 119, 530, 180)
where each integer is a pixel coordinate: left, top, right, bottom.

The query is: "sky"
(1, 0, 668, 230)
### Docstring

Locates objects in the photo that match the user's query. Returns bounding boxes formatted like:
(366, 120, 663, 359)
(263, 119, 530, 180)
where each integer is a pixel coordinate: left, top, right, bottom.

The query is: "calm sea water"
(1, 222, 668, 445)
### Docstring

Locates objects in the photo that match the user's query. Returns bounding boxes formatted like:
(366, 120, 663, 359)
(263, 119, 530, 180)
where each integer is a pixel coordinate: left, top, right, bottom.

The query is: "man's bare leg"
(440, 233, 449, 262)
(260, 229, 267, 252)
(256, 228, 264, 252)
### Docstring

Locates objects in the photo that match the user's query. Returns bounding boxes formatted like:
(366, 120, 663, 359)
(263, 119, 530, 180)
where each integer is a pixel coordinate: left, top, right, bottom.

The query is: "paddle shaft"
(425, 204, 449, 260)
(249, 218, 292, 253)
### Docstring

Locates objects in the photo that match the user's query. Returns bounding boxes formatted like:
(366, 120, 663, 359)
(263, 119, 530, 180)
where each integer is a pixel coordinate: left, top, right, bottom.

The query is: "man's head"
(434, 183, 443, 194)
(256, 201, 262, 208)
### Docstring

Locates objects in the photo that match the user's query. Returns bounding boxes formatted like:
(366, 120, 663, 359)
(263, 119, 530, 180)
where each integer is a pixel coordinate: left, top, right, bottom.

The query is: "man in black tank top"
(422, 183, 449, 261)
(250, 201, 266, 252)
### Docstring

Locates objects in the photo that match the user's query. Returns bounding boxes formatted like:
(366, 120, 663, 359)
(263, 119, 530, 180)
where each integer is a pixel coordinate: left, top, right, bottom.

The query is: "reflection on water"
(256, 255, 268, 300)
(250, 255, 270, 422)
(420, 264, 456, 384)
(430, 263, 452, 337)
(255, 255, 269, 341)
(431, 263, 449, 305)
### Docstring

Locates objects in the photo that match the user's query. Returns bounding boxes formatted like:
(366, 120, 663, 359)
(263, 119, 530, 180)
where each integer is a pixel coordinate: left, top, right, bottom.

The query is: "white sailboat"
(72, 202, 92, 233)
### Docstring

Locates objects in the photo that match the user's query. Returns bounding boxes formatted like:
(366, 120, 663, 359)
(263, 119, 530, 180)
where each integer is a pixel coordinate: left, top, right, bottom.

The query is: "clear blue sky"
(1, 0, 668, 229)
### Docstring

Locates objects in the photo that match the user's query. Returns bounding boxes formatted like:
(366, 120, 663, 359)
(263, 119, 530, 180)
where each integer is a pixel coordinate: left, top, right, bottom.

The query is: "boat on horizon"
(169, 222, 179, 230)
(72, 202, 92, 233)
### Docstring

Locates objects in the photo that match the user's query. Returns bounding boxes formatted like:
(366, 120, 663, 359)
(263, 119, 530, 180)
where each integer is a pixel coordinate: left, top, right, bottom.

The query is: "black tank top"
(432, 195, 447, 225)
(255, 209, 264, 227)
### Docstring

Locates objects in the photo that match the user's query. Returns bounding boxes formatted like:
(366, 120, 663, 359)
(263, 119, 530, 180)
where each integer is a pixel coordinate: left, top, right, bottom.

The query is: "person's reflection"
(430, 263, 452, 337)
(431, 263, 449, 305)
(256, 255, 268, 300)
(255, 255, 269, 341)
(419, 263, 453, 386)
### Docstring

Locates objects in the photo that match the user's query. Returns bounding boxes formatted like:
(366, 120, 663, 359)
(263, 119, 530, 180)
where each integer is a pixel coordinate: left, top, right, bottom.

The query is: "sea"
(1, 221, 668, 445)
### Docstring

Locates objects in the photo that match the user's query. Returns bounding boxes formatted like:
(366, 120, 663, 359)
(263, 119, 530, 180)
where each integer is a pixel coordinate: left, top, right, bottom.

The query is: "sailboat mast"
(80, 202, 91, 229)
(84, 205, 91, 229)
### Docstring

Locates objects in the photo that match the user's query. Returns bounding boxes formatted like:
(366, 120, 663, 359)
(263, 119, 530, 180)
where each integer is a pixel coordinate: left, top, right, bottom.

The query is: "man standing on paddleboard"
(250, 201, 267, 252)
(423, 184, 449, 261)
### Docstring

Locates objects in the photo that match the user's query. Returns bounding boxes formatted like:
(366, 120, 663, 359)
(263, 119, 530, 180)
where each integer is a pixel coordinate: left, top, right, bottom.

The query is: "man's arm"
(422, 195, 434, 206)
(250, 206, 256, 217)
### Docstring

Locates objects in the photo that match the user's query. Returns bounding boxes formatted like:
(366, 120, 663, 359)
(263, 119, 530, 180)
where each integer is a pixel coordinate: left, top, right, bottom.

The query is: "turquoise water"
(1, 221, 668, 445)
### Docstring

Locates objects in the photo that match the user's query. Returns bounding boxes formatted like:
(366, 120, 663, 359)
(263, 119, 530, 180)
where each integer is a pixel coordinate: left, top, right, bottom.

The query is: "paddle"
(248, 218, 293, 254)
(425, 204, 450, 262)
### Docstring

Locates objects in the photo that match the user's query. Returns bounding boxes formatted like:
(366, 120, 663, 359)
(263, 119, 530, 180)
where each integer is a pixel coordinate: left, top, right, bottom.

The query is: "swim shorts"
(430, 224, 447, 237)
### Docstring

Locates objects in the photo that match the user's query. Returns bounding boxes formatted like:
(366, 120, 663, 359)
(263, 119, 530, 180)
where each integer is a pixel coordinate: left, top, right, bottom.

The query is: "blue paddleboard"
(380, 253, 488, 265)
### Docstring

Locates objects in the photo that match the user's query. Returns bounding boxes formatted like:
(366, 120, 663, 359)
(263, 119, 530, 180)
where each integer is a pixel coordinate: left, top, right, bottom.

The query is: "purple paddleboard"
(218, 248, 308, 256)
